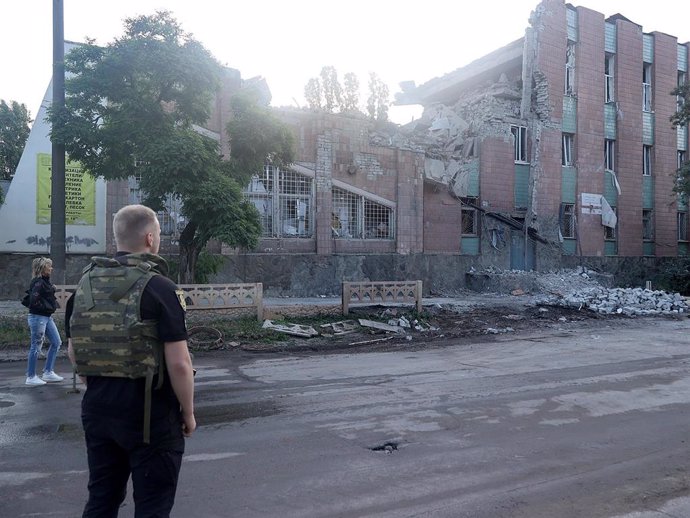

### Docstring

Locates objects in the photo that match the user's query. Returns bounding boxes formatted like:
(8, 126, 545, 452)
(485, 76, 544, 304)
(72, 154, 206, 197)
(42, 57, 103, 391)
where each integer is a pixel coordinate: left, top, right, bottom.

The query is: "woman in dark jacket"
(25, 257, 64, 386)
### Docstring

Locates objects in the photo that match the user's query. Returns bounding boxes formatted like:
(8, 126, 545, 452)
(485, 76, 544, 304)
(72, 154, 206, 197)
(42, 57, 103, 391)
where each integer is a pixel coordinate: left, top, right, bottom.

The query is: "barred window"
(561, 203, 576, 239)
(332, 187, 394, 239)
(244, 165, 313, 238)
(461, 197, 478, 236)
(128, 171, 185, 238)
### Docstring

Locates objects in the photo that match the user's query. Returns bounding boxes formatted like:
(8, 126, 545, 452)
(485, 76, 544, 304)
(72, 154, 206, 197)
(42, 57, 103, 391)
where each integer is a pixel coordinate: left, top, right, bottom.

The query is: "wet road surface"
(2, 317, 690, 517)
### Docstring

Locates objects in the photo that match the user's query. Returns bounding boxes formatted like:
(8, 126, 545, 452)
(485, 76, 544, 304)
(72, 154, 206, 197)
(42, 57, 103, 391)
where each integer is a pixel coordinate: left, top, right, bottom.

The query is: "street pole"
(51, 0, 66, 284)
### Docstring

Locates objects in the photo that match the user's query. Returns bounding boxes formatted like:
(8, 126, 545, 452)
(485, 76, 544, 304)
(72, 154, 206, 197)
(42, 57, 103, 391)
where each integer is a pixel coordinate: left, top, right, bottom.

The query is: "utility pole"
(51, 0, 66, 284)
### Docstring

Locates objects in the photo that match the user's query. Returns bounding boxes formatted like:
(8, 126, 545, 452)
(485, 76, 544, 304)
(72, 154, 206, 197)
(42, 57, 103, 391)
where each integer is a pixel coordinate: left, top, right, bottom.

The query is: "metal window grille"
(244, 165, 313, 238)
(643, 64, 652, 112)
(678, 212, 688, 241)
(332, 187, 394, 240)
(460, 197, 478, 236)
(605, 140, 615, 171)
(561, 203, 576, 238)
(605, 54, 615, 102)
(128, 172, 185, 238)
(511, 125, 527, 163)
(643, 209, 654, 240)
(562, 134, 574, 166)
(643, 146, 652, 176)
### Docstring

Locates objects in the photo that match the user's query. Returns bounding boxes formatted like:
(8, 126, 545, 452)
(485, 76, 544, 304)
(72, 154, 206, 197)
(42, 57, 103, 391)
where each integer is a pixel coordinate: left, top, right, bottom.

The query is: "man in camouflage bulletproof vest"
(67, 204, 195, 518)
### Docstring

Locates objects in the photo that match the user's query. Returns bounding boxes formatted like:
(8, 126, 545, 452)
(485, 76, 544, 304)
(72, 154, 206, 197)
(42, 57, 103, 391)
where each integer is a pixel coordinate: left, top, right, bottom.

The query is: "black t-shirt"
(65, 254, 188, 422)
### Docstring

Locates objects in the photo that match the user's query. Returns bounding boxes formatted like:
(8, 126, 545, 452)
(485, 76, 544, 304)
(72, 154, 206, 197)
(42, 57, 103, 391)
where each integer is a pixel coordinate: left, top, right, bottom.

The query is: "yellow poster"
(36, 153, 96, 225)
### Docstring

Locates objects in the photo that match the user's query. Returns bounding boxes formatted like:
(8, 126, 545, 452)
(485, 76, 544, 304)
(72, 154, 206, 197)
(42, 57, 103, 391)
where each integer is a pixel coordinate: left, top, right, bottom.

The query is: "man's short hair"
(113, 205, 158, 251)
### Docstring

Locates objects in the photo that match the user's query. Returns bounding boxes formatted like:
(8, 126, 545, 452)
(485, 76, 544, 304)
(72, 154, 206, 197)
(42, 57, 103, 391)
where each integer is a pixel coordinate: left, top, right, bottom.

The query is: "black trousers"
(81, 411, 185, 518)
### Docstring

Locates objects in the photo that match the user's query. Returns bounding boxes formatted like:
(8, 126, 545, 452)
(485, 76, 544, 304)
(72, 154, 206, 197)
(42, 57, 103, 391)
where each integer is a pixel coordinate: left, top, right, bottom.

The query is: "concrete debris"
(485, 327, 515, 334)
(388, 316, 411, 328)
(262, 320, 319, 337)
(359, 319, 405, 333)
(549, 287, 689, 316)
(320, 320, 358, 335)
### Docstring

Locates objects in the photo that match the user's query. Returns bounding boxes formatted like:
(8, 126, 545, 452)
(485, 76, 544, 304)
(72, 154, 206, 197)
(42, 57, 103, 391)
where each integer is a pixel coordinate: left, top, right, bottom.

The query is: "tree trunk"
(178, 221, 200, 284)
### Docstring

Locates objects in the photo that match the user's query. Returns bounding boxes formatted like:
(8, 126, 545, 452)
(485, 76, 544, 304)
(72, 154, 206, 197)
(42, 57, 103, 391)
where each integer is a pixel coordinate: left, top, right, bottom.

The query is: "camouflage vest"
(70, 253, 169, 443)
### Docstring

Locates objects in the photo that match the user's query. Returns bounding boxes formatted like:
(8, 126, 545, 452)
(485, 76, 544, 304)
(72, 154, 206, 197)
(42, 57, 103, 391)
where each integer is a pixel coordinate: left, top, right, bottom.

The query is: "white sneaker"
(42, 371, 64, 383)
(26, 375, 47, 386)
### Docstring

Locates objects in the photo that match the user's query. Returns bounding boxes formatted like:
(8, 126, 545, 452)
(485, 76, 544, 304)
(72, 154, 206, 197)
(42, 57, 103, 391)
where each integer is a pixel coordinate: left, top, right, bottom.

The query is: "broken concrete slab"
(320, 320, 358, 335)
(358, 319, 405, 333)
(262, 320, 319, 337)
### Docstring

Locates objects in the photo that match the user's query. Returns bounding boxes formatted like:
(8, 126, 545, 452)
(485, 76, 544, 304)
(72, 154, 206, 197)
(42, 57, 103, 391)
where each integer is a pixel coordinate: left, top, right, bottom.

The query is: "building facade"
(397, 0, 689, 265)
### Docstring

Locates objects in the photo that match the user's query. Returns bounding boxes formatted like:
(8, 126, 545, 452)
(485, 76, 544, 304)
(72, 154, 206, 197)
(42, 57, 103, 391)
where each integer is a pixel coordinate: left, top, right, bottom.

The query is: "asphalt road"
(2, 317, 690, 517)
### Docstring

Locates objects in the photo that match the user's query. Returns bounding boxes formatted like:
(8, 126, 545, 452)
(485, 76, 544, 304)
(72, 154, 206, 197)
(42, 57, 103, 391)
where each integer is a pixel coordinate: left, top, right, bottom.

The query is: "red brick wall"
(575, 6, 606, 256)
(480, 137, 514, 212)
(652, 32, 680, 256)
(615, 19, 644, 256)
(423, 183, 461, 253)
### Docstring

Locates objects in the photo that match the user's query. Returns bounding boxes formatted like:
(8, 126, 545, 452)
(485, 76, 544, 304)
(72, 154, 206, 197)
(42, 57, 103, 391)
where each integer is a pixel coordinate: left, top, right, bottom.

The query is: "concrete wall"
(3, 252, 687, 300)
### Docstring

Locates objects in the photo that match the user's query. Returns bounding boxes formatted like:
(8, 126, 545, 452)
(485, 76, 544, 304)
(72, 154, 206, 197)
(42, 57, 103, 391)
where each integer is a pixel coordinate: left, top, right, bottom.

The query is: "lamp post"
(51, 0, 66, 284)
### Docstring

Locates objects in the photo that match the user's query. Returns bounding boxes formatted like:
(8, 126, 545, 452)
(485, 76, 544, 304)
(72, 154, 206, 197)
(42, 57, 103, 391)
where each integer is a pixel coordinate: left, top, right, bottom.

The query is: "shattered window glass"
(605, 207, 617, 240)
(243, 165, 313, 238)
(565, 43, 576, 95)
(562, 133, 574, 167)
(332, 188, 394, 240)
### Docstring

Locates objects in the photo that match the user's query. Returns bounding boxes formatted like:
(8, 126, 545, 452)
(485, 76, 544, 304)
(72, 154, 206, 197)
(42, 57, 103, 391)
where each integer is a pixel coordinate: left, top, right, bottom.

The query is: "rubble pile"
(554, 287, 689, 316)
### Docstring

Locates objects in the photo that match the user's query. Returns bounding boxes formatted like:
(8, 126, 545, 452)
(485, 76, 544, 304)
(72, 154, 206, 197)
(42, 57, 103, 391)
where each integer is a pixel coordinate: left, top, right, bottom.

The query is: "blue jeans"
(26, 314, 61, 377)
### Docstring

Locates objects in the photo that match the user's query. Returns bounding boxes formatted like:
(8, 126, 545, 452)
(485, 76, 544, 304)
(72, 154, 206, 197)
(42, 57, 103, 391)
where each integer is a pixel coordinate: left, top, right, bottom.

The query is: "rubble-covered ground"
(190, 268, 690, 353)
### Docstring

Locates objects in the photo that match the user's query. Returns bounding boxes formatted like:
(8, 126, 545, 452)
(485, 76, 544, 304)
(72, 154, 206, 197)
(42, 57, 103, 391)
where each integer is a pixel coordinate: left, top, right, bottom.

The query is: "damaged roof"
(395, 37, 524, 106)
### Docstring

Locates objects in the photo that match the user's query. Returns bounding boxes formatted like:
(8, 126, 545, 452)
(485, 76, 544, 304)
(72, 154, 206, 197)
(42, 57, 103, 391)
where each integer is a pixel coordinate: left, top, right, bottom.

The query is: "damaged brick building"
(397, 0, 689, 266)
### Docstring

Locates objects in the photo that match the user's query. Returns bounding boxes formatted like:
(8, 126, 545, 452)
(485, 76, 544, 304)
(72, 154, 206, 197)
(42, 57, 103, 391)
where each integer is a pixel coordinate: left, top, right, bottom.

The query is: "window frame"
(511, 125, 527, 163)
(604, 206, 617, 241)
(562, 133, 574, 167)
(565, 42, 576, 95)
(643, 63, 652, 112)
(679, 150, 687, 170)
(605, 54, 615, 103)
(561, 202, 576, 239)
(605, 139, 615, 172)
(460, 197, 479, 236)
(678, 211, 688, 242)
(642, 209, 654, 241)
(643, 145, 652, 176)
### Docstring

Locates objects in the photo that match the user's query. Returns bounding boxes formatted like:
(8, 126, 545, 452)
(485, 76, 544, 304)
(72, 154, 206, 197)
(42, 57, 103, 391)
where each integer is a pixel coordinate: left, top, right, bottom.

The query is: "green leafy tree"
(0, 100, 32, 181)
(341, 72, 360, 113)
(304, 78, 322, 110)
(672, 82, 690, 196)
(49, 11, 294, 282)
(366, 72, 390, 122)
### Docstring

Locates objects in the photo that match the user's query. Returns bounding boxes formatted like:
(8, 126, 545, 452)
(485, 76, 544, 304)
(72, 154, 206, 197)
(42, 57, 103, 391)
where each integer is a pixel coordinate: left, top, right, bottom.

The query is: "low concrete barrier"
(342, 281, 423, 315)
(55, 283, 264, 321)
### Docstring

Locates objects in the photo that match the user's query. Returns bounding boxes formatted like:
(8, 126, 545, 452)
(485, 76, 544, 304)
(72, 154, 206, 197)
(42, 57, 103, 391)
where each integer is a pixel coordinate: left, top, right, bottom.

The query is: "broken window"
(511, 125, 527, 163)
(562, 133, 574, 166)
(460, 197, 478, 236)
(604, 207, 617, 240)
(128, 170, 184, 237)
(643, 209, 654, 241)
(679, 150, 687, 170)
(332, 187, 394, 240)
(565, 42, 576, 95)
(244, 165, 314, 238)
(643, 145, 652, 176)
(605, 54, 615, 103)
(605, 139, 615, 171)
(678, 212, 688, 241)
(643, 63, 652, 112)
(561, 203, 576, 239)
